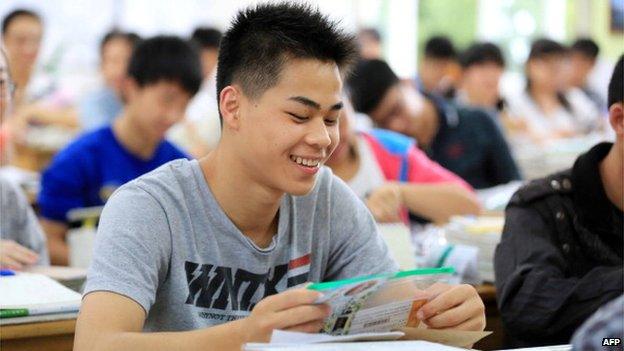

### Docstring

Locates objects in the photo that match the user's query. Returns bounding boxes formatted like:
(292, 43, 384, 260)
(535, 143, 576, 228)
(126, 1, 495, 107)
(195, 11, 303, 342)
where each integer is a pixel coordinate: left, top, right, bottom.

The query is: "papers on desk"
(0, 273, 82, 325)
(444, 216, 505, 283)
(25, 265, 87, 292)
(245, 340, 464, 351)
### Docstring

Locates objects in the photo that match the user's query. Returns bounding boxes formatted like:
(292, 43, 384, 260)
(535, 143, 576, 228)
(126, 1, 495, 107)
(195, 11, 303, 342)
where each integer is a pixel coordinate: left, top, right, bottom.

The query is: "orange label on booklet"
(406, 299, 427, 328)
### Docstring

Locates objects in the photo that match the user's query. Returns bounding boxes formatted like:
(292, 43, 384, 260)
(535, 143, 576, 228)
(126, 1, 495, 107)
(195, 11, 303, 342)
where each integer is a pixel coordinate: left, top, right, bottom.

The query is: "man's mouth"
(290, 155, 321, 168)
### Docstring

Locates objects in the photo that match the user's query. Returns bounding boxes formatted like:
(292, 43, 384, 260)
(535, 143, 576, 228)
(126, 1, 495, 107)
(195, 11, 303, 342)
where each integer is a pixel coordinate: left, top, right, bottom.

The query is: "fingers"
(272, 304, 331, 330)
(418, 284, 478, 320)
(421, 294, 484, 329)
(284, 319, 325, 333)
(0, 240, 38, 269)
(437, 315, 486, 332)
(0, 255, 24, 270)
(259, 288, 323, 312)
(10, 243, 39, 264)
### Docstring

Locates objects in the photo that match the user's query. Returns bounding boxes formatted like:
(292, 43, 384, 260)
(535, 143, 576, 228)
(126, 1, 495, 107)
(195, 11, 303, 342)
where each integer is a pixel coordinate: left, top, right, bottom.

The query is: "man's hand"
(0, 239, 39, 269)
(417, 283, 486, 331)
(365, 183, 403, 223)
(238, 288, 331, 343)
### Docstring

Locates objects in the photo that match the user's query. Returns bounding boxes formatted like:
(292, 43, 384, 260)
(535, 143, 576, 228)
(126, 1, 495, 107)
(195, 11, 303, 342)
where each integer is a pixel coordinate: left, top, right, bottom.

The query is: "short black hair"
(460, 42, 505, 68)
(528, 38, 568, 60)
(571, 38, 600, 60)
(424, 35, 456, 60)
(358, 28, 381, 43)
(216, 2, 357, 102)
(191, 27, 222, 50)
(127, 35, 202, 96)
(100, 30, 141, 55)
(608, 55, 623, 107)
(347, 59, 399, 114)
(2, 9, 41, 35)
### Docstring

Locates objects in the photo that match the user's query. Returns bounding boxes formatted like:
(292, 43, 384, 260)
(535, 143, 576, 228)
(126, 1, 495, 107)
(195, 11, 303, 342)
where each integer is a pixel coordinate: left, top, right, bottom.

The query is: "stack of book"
(0, 271, 82, 325)
(443, 216, 505, 283)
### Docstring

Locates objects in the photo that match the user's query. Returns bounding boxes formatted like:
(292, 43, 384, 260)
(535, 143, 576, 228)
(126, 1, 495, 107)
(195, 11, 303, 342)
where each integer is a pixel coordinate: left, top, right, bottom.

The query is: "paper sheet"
(244, 340, 463, 351)
(270, 330, 404, 344)
(0, 273, 82, 310)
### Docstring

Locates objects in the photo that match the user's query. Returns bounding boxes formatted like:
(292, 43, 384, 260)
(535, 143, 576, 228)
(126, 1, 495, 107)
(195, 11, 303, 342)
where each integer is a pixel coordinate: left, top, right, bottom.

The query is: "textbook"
(0, 273, 82, 323)
(307, 267, 454, 336)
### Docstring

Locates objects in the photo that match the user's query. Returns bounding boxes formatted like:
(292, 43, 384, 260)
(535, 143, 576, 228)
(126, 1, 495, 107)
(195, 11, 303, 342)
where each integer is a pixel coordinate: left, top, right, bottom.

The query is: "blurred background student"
(2, 9, 78, 136)
(167, 27, 222, 158)
(0, 47, 49, 269)
(325, 98, 480, 224)
(78, 30, 140, 131)
(348, 59, 521, 189)
(506, 38, 601, 143)
(38, 36, 200, 265)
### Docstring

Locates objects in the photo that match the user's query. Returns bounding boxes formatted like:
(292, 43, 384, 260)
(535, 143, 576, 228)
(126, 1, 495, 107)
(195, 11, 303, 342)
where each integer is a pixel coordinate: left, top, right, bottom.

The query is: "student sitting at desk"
(38, 36, 200, 266)
(494, 56, 624, 347)
(325, 99, 480, 224)
(0, 48, 48, 269)
(74, 4, 485, 351)
(347, 59, 521, 189)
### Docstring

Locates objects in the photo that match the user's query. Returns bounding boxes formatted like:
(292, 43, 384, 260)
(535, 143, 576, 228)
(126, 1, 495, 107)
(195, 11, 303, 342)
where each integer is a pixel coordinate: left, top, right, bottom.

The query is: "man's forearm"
(399, 183, 481, 224)
(75, 318, 250, 351)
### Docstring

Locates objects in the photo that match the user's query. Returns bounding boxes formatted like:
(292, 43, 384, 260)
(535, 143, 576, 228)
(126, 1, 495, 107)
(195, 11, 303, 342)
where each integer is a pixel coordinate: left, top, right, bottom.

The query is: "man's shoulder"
(56, 127, 114, 159)
(117, 159, 194, 200)
(508, 169, 574, 207)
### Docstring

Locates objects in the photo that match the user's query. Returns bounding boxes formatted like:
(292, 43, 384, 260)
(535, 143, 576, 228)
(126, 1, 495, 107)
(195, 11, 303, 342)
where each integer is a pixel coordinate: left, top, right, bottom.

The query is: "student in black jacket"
(494, 55, 624, 347)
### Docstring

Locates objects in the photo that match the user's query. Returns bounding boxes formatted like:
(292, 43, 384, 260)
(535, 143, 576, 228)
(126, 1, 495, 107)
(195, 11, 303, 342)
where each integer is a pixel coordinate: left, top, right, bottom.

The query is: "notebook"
(0, 273, 82, 323)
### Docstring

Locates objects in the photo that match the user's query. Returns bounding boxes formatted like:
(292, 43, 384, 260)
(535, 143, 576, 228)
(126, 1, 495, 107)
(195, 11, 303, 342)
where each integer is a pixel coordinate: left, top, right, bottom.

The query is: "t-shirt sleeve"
(323, 174, 399, 281)
(83, 183, 171, 314)
(0, 177, 49, 265)
(38, 147, 89, 222)
(406, 145, 474, 192)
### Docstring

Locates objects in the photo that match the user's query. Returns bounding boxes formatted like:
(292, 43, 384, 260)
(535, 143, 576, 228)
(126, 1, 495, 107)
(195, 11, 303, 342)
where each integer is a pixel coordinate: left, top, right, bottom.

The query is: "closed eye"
(287, 112, 309, 122)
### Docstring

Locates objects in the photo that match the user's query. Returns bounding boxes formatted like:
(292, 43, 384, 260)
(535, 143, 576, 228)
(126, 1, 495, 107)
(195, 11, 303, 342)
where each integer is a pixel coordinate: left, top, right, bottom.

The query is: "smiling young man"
(38, 36, 199, 265)
(74, 4, 485, 351)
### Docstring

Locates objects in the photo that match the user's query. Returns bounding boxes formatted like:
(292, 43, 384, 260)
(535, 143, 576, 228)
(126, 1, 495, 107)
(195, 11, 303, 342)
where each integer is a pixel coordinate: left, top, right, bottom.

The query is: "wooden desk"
(0, 319, 75, 351)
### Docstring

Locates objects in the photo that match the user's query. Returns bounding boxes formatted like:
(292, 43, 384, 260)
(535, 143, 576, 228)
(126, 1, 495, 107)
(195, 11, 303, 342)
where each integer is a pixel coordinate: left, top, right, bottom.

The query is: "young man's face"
(233, 58, 343, 196)
(101, 38, 133, 93)
(420, 57, 454, 93)
(2, 15, 43, 70)
(125, 80, 191, 141)
(368, 83, 437, 146)
(462, 62, 503, 107)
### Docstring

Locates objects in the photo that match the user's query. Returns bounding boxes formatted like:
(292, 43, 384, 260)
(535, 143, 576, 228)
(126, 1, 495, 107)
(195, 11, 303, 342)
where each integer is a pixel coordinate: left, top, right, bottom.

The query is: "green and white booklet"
(307, 267, 454, 336)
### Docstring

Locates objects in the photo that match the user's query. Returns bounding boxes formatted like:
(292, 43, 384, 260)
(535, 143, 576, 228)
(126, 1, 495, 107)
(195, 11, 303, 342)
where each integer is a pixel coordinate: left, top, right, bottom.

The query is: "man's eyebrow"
(288, 96, 343, 111)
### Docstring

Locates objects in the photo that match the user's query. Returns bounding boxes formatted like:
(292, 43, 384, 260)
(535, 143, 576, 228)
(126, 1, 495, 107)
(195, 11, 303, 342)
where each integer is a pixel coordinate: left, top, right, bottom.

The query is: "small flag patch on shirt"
(287, 253, 311, 287)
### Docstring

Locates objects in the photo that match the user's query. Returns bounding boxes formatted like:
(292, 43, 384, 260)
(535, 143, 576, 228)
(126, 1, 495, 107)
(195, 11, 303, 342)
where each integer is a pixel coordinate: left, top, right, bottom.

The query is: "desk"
(0, 319, 76, 351)
(0, 286, 501, 351)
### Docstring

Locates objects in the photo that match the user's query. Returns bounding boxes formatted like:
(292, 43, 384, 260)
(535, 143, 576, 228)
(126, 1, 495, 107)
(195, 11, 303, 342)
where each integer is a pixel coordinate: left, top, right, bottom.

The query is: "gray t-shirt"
(84, 159, 398, 331)
(0, 175, 49, 265)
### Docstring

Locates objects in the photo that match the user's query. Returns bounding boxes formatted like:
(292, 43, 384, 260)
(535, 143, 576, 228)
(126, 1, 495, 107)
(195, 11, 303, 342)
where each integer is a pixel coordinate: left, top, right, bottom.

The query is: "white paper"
(245, 340, 463, 351)
(0, 273, 82, 311)
(269, 330, 404, 344)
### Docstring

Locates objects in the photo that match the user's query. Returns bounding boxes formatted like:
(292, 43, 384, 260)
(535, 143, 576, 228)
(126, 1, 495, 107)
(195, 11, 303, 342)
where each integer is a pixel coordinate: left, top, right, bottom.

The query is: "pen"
(0, 269, 16, 277)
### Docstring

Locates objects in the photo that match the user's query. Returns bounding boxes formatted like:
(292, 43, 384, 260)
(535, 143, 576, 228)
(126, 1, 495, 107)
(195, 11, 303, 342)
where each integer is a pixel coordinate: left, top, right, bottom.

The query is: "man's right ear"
(219, 86, 242, 131)
(609, 102, 624, 137)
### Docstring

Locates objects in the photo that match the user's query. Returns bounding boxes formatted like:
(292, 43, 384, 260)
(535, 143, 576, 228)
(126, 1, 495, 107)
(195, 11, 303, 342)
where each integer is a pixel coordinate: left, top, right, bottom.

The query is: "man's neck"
(112, 113, 160, 160)
(599, 141, 624, 211)
(199, 146, 282, 248)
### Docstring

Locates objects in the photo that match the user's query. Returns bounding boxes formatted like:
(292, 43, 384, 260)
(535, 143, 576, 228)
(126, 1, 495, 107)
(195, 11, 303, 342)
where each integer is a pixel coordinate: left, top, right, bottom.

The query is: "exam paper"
(0, 273, 82, 311)
(244, 340, 463, 351)
(270, 330, 404, 344)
